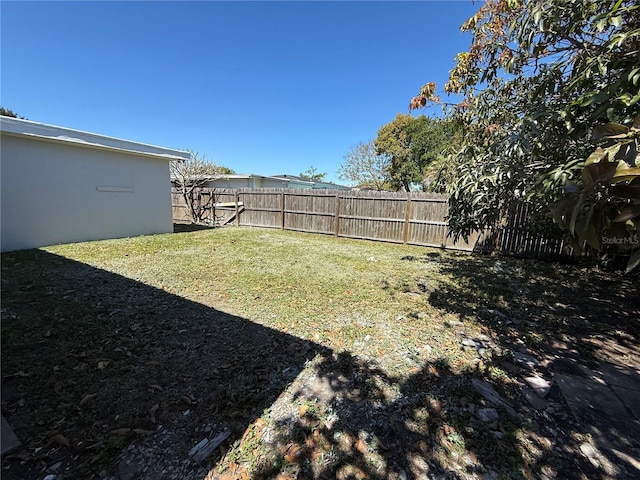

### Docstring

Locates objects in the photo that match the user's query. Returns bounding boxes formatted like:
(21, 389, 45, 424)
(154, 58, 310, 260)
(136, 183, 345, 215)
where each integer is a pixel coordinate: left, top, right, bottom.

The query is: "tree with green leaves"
(338, 141, 390, 190)
(375, 113, 462, 192)
(215, 165, 236, 175)
(410, 0, 639, 270)
(407, 116, 464, 192)
(299, 166, 327, 182)
(374, 114, 416, 191)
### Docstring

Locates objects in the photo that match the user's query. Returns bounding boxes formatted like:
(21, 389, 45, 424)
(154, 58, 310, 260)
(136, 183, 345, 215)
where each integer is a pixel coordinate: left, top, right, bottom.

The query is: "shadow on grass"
(173, 223, 218, 233)
(423, 252, 640, 363)
(1, 249, 328, 479)
(230, 350, 609, 480)
(2, 249, 637, 479)
(422, 252, 640, 479)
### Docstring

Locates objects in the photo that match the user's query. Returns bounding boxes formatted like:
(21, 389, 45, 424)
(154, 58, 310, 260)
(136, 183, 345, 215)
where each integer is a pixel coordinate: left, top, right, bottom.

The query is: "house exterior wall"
(204, 177, 252, 189)
(1, 133, 174, 252)
(252, 177, 289, 188)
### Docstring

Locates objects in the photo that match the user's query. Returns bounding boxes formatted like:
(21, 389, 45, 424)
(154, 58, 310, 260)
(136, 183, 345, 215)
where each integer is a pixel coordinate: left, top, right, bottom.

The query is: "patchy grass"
(1, 227, 638, 480)
(37, 228, 482, 375)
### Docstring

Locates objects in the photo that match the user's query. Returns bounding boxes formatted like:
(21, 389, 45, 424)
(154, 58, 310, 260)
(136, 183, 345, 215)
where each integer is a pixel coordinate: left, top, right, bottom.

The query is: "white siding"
(1, 134, 174, 252)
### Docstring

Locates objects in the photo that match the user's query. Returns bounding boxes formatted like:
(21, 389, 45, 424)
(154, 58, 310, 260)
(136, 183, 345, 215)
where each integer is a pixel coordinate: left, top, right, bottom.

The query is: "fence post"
(234, 191, 240, 227)
(402, 195, 412, 244)
(280, 191, 285, 230)
(334, 194, 341, 237)
(440, 200, 448, 248)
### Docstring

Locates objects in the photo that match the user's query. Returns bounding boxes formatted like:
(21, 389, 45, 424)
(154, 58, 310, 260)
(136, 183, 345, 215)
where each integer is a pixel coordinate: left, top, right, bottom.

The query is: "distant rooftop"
(171, 172, 350, 189)
(271, 174, 348, 188)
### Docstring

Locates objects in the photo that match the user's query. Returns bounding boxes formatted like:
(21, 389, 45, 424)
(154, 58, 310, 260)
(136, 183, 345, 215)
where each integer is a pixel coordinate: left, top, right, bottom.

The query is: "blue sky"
(1, 1, 479, 184)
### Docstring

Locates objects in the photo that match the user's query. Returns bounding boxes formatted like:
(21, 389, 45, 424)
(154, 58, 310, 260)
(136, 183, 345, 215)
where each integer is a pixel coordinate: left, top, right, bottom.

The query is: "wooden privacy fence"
(173, 188, 480, 251)
(493, 202, 562, 259)
(491, 202, 591, 262)
(172, 187, 585, 259)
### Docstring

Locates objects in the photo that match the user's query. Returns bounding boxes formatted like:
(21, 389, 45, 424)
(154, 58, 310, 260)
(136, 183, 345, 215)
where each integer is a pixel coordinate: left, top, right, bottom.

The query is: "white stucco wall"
(1, 128, 182, 252)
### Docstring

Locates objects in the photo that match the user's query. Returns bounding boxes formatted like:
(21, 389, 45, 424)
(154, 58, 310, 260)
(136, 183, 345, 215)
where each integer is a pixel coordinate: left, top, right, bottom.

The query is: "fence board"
(237, 190, 281, 228)
(171, 187, 581, 259)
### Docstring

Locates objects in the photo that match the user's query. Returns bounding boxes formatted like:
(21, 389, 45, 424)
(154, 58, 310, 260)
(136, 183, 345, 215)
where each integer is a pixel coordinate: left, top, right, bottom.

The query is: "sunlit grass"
(46, 227, 483, 373)
(4, 226, 633, 479)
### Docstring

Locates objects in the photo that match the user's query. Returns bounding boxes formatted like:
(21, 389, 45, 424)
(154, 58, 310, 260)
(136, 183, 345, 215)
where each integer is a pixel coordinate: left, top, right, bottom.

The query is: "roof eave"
(0, 116, 191, 161)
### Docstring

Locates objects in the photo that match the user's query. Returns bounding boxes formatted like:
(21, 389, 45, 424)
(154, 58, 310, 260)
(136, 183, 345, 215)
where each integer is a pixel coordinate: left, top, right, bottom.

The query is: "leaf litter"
(1, 227, 638, 479)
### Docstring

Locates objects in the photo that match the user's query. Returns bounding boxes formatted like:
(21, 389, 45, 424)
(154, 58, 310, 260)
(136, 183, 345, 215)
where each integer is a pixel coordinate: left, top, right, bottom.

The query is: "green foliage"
(410, 0, 640, 269)
(216, 165, 236, 175)
(409, 116, 464, 192)
(375, 113, 415, 191)
(338, 140, 391, 190)
(550, 118, 640, 271)
(374, 114, 461, 192)
(0, 107, 25, 119)
(299, 166, 327, 182)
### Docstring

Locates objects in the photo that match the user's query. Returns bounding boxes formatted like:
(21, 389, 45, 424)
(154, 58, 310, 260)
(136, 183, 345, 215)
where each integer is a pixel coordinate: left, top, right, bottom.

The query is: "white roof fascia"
(221, 174, 252, 179)
(208, 174, 288, 182)
(0, 117, 191, 162)
(170, 174, 252, 181)
(248, 174, 288, 182)
(287, 180, 314, 186)
(270, 175, 315, 185)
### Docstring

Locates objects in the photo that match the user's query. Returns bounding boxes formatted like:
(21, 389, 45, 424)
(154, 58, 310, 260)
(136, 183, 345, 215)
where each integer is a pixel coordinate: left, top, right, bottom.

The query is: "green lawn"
(1, 227, 637, 479)
(44, 227, 485, 372)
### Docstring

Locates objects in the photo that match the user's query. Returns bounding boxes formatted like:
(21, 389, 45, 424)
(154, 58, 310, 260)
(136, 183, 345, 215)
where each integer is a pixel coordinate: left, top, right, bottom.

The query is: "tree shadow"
(422, 252, 640, 478)
(3, 249, 638, 480)
(0, 249, 330, 479)
(423, 252, 639, 366)
(227, 350, 610, 480)
(211, 251, 637, 479)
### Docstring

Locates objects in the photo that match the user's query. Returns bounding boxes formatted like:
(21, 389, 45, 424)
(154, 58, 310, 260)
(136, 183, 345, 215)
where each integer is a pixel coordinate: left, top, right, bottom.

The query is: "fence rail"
(172, 187, 579, 259)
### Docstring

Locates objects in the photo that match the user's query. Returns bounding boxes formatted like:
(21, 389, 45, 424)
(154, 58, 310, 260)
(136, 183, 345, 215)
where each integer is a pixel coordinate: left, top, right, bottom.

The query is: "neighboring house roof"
(170, 173, 288, 183)
(212, 174, 290, 182)
(271, 174, 350, 190)
(271, 174, 314, 184)
(0, 116, 191, 162)
(171, 173, 351, 190)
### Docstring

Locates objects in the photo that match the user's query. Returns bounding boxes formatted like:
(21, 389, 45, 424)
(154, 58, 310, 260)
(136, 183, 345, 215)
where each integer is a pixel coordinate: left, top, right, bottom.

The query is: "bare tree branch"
(171, 152, 227, 224)
(338, 141, 390, 191)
